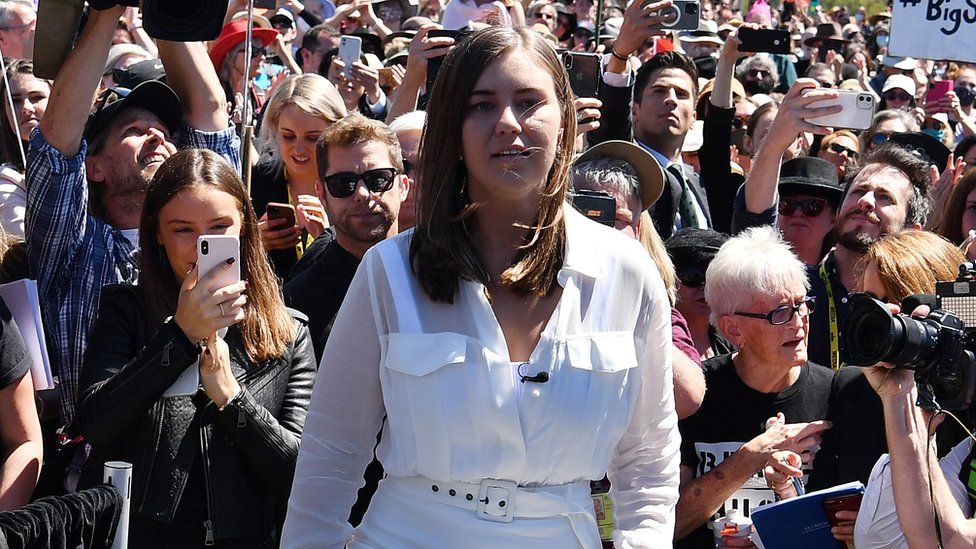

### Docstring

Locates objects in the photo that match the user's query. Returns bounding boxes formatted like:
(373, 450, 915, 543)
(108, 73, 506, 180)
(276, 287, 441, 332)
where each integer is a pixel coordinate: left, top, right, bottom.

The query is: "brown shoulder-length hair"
(859, 229, 964, 304)
(139, 149, 295, 362)
(934, 170, 976, 246)
(409, 26, 576, 303)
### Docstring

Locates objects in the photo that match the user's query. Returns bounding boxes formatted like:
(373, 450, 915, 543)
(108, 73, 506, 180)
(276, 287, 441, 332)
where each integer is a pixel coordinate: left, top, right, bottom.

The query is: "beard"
(332, 203, 396, 245)
(832, 210, 883, 254)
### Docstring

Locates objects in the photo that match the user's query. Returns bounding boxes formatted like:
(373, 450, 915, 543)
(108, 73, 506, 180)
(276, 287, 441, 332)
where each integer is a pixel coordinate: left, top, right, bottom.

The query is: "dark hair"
(845, 143, 931, 227)
(634, 50, 700, 104)
(0, 59, 50, 171)
(316, 112, 403, 178)
(935, 170, 976, 245)
(409, 26, 575, 303)
(954, 135, 976, 161)
(139, 149, 295, 361)
(301, 24, 340, 51)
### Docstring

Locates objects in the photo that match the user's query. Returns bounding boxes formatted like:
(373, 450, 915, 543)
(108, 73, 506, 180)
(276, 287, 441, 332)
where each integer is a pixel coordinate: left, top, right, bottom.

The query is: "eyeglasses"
(828, 142, 859, 158)
(0, 19, 35, 33)
(817, 80, 834, 88)
(242, 43, 268, 58)
(731, 116, 750, 131)
(534, 12, 555, 19)
(883, 91, 912, 102)
(323, 168, 399, 198)
(401, 158, 415, 175)
(734, 296, 817, 325)
(676, 265, 706, 288)
(870, 131, 895, 145)
(747, 68, 770, 78)
(778, 196, 828, 217)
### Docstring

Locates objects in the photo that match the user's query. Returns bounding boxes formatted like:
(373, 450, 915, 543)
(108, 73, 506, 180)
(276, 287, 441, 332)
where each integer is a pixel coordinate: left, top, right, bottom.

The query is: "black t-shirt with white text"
(677, 354, 833, 548)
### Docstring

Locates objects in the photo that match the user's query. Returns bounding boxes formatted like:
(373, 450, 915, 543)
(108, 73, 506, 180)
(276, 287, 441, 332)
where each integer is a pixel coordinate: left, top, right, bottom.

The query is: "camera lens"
(843, 293, 940, 369)
(201, 241, 209, 255)
(660, 5, 679, 25)
(686, 2, 699, 13)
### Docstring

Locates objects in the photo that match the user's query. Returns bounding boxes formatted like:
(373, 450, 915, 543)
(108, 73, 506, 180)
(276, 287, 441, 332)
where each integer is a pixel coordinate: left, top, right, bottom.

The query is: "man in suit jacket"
(589, 0, 712, 238)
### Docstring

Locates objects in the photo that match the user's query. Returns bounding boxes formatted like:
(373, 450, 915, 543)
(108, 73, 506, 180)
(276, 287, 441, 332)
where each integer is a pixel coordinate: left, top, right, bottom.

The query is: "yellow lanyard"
(285, 184, 313, 260)
(818, 262, 843, 370)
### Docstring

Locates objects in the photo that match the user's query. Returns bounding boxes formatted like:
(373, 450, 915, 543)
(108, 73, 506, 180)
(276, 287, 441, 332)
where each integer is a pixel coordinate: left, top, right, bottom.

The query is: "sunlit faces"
(725, 289, 811, 367)
(833, 164, 914, 253)
(277, 104, 329, 180)
(777, 193, 836, 255)
(86, 108, 177, 193)
(818, 134, 859, 178)
(156, 186, 243, 284)
(631, 68, 697, 146)
(4, 73, 49, 142)
(319, 140, 407, 249)
(461, 49, 563, 208)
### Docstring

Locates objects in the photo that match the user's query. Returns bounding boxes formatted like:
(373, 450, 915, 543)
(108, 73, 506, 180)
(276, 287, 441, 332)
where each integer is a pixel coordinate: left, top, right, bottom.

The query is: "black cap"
(83, 81, 182, 144)
(352, 32, 385, 60)
(889, 131, 951, 172)
(778, 157, 843, 203)
(113, 59, 167, 90)
(665, 228, 730, 268)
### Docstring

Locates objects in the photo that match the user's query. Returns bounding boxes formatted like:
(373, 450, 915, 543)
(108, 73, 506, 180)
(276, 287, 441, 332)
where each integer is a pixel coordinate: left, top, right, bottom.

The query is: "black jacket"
(75, 284, 316, 542)
(589, 77, 714, 239)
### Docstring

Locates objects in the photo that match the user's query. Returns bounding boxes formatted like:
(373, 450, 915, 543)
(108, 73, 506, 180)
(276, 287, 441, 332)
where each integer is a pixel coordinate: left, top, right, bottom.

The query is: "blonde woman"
(253, 73, 347, 278)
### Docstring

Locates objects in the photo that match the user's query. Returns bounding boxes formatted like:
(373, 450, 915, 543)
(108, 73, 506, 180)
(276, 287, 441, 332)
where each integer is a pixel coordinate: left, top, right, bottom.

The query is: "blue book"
(751, 481, 864, 549)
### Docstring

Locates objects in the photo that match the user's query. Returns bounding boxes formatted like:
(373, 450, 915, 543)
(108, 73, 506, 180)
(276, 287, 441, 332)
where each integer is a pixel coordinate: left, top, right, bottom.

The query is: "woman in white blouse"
(282, 26, 679, 548)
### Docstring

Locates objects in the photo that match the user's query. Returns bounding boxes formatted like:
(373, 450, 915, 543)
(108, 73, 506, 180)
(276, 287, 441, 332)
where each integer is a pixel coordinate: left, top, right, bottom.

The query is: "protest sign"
(890, 0, 976, 63)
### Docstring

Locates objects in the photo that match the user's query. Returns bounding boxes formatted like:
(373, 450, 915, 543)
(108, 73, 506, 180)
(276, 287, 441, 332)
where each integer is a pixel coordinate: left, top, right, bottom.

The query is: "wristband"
(610, 49, 631, 62)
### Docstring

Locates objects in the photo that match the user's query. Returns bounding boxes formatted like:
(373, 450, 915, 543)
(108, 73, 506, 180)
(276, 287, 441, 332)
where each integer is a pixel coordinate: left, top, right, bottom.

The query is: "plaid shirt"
(26, 126, 241, 424)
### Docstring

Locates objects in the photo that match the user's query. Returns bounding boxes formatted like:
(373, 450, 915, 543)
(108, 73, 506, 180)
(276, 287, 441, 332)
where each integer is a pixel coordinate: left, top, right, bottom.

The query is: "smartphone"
(572, 190, 615, 227)
(645, 0, 700, 31)
(804, 89, 876, 130)
(737, 28, 791, 54)
(338, 35, 363, 78)
(926, 79, 954, 105)
(823, 493, 863, 529)
(198, 234, 241, 340)
(562, 51, 600, 99)
(266, 202, 297, 229)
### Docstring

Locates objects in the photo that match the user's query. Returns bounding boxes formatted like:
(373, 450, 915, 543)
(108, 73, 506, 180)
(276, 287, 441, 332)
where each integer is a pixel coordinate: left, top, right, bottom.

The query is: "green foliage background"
(820, 0, 889, 16)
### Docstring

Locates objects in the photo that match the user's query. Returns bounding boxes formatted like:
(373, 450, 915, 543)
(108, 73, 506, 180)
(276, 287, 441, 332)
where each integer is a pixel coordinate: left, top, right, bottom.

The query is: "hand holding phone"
(925, 80, 954, 115)
(338, 35, 363, 78)
(737, 28, 791, 54)
(822, 492, 862, 543)
(562, 51, 601, 99)
(803, 88, 876, 130)
(266, 202, 297, 230)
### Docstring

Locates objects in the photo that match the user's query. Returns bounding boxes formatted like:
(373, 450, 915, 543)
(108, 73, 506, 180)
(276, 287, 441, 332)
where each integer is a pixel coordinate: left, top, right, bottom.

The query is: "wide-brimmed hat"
(679, 20, 723, 46)
(575, 140, 665, 210)
(778, 157, 843, 203)
(868, 12, 892, 26)
(83, 81, 182, 144)
(104, 44, 153, 75)
(209, 20, 279, 71)
(889, 132, 951, 172)
(803, 23, 848, 47)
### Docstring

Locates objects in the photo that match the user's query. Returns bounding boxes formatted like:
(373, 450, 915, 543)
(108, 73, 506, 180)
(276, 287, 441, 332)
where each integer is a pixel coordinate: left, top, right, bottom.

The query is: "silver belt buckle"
(475, 479, 517, 523)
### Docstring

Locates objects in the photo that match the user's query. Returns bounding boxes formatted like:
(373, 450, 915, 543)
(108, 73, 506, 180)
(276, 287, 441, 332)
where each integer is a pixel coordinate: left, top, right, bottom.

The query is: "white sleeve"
(281, 256, 388, 548)
(0, 180, 26, 239)
(601, 53, 635, 88)
(609, 259, 681, 548)
(854, 440, 973, 549)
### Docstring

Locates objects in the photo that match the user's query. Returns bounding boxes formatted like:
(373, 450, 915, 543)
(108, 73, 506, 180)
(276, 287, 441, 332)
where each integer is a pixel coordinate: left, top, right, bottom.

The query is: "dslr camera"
(842, 263, 976, 411)
(645, 0, 700, 31)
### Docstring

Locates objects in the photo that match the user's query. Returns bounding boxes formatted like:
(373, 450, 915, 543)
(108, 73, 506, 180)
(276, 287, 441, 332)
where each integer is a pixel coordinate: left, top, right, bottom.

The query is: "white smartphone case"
(804, 89, 876, 131)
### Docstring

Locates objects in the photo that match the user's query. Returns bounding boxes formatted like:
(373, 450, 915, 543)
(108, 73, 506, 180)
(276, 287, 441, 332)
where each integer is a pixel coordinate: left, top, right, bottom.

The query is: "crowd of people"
(2, 0, 976, 547)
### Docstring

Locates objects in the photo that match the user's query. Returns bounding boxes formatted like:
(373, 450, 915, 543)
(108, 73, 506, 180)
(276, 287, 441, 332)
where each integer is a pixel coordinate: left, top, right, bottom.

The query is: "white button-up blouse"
(283, 206, 680, 548)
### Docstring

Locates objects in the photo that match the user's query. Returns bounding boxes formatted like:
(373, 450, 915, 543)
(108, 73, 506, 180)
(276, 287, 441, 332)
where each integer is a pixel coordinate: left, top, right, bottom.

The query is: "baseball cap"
(882, 54, 917, 71)
(83, 81, 182, 145)
(112, 59, 167, 89)
(575, 140, 665, 210)
(270, 8, 296, 28)
(881, 74, 916, 96)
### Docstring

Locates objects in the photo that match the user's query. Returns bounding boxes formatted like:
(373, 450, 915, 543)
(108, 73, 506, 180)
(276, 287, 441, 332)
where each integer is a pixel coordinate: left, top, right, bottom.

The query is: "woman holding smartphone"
(75, 149, 317, 548)
(283, 26, 678, 547)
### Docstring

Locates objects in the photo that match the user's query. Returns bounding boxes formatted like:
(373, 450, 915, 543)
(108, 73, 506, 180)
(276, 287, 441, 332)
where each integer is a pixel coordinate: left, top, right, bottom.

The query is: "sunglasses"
(883, 91, 912, 102)
(731, 116, 749, 131)
(734, 296, 817, 326)
(676, 266, 706, 288)
(828, 142, 859, 158)
(779, 196, 828, 217)
(247, 43, 268, 58)
(870, 131, 895, 145)
(534, 12, 555, 19)
(747, 69, 770, 78)
(323, 168, 399, 198)
(401, 158, 415, 175)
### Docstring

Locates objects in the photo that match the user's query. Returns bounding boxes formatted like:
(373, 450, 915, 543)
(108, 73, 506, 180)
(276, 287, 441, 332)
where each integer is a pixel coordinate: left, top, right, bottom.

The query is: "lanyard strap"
(285, 184, 312, 259)
(818, 262, 842, 370)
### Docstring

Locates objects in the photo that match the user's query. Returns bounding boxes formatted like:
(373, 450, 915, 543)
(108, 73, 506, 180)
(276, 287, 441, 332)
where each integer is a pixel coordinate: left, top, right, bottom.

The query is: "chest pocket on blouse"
(566, 332, 638, 373)
(384, 332, 467, 376)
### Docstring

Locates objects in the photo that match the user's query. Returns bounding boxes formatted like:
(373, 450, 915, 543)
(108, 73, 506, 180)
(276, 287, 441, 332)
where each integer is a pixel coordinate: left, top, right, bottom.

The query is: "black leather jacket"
(75, 284, 317, 542)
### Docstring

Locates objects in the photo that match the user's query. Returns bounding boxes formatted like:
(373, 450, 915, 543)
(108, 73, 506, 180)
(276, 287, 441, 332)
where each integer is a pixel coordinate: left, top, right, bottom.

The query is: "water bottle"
(712, 508, 753, 548)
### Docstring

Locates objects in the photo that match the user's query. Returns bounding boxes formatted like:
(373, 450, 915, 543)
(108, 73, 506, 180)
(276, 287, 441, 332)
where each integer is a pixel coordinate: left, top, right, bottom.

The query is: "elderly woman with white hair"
(675, 226, 833, 548)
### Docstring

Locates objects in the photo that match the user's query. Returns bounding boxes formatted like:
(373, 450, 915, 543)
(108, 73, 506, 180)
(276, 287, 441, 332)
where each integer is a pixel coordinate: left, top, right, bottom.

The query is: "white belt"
(387, 475, 592, 524)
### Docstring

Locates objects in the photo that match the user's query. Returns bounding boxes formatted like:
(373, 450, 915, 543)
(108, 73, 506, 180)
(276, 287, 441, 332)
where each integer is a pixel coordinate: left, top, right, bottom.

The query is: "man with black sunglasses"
(284, 112, 407, 529)
(26, 4, 238, 436)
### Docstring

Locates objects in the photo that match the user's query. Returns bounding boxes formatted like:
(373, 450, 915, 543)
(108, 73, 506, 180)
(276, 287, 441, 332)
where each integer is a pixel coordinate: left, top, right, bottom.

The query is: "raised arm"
(743, 79, 836, 215)
(39, 6, 123, 157)
(156, 40, 229, 132)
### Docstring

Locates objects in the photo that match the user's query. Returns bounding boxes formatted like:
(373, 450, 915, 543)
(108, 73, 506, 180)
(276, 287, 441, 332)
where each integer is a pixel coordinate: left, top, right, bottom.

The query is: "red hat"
(209, 20, 279, 72)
